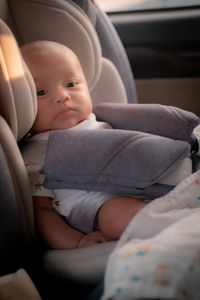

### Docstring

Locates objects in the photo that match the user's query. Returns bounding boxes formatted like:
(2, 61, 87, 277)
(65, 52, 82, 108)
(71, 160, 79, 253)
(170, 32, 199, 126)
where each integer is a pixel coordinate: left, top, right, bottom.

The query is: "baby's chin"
(55, 115, 91, 130)
(52, 120, 82, 130)
(32, 114, 91, 133)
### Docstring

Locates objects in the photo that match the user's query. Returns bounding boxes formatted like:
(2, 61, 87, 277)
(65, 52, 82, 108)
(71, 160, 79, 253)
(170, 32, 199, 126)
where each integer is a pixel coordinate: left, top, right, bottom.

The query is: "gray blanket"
(44, 103, 199, 198)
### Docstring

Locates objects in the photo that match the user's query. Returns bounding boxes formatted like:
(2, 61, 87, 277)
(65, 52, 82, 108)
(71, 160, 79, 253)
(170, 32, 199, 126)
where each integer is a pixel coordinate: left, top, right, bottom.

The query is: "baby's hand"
(77, 231, 107, 248)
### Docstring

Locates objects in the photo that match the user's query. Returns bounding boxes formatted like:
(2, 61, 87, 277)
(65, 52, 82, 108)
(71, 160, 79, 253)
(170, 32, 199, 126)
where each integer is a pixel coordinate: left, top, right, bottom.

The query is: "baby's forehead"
(21, 41, 76, 60)
(21, 42, 84, 79)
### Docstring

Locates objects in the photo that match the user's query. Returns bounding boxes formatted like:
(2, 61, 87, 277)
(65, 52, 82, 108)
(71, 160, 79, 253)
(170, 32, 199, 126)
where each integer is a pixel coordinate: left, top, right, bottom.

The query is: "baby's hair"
(20, 40, 81, 70)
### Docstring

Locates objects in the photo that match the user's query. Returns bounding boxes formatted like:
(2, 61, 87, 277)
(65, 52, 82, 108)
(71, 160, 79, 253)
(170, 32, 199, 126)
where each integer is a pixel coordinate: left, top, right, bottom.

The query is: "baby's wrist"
(76, 233, 84, 248)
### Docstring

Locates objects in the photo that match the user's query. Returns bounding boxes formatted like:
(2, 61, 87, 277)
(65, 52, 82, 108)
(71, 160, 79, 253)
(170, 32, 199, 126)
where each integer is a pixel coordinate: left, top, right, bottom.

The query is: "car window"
(96, 0, 200, 13)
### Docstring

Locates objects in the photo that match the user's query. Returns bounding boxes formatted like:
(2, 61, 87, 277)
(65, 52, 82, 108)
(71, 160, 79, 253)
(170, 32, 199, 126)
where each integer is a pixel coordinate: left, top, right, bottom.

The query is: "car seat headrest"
(9, 0, 102, 92)
(0, 19, 37, 141)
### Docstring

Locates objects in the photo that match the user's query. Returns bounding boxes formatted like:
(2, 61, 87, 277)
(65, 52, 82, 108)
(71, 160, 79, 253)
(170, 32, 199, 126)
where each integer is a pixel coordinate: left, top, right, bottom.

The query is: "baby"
(21, 40, 146, 250)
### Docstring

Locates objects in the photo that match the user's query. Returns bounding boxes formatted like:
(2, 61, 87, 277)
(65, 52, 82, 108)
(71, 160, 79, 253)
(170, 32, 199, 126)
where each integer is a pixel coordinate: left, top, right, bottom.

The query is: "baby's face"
(22, 42, 93, 133)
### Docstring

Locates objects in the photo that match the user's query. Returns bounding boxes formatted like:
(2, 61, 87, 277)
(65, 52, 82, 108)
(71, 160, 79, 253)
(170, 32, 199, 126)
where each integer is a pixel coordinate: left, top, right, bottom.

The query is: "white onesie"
(21, 113, 115, 233)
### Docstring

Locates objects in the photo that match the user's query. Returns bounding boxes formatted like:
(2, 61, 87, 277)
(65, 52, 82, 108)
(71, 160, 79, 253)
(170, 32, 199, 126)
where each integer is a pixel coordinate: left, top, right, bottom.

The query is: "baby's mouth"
(57, 107, 73, 118)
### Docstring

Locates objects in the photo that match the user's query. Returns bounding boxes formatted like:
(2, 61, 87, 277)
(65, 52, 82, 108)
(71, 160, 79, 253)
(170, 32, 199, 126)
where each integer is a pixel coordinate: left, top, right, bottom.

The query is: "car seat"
(0, 0, 136, 298)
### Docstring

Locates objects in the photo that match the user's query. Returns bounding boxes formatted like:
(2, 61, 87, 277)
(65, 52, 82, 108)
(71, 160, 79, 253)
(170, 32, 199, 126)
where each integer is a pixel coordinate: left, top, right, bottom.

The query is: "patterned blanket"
(102, 170, 200, 300)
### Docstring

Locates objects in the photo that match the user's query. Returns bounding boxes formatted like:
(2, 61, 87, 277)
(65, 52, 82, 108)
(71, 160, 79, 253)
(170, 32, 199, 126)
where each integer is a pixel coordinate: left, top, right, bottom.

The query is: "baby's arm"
(33, 196, 106, 249)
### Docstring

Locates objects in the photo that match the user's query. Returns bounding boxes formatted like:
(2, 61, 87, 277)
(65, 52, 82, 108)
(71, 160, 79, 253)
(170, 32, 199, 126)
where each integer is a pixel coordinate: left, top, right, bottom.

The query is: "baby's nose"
(55, 89, 71, 103)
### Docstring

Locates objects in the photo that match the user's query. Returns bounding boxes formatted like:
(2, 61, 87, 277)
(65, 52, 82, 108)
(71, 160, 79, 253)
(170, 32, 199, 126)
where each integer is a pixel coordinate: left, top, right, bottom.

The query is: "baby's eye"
(66, 82, 76, 88)
(37, 89, 48, 96)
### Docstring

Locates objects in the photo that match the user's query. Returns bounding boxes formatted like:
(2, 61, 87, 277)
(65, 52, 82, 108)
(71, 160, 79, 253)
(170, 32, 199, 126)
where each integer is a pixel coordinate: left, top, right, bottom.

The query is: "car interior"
(0, 0, 200, 299)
